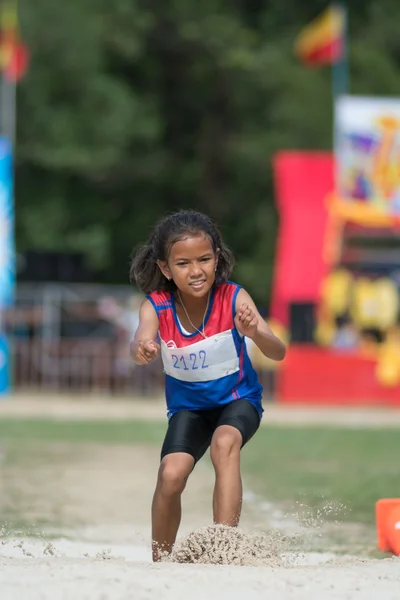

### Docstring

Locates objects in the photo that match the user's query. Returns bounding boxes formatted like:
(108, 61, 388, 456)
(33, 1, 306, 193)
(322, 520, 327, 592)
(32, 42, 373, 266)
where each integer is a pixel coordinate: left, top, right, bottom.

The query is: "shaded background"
(1, 0, 400, 397)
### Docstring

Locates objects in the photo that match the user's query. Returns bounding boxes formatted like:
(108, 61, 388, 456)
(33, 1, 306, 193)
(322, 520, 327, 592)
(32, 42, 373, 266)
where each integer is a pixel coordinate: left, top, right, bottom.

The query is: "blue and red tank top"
(146, 282, 263, 419)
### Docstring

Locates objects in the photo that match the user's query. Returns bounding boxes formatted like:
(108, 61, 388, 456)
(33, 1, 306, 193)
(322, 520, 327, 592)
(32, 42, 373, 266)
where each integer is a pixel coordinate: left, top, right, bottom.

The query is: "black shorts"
(160, 399, 261, 464)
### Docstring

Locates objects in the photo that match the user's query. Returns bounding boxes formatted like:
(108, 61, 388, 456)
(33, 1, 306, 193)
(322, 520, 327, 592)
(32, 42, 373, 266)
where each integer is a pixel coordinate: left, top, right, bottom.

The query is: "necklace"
(177, 290, 210, 339)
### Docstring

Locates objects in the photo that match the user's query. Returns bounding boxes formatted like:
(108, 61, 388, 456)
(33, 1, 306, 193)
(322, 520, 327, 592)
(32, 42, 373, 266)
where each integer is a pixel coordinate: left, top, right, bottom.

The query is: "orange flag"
(295, 5, 345, 67)
(0, 0, 29, 81)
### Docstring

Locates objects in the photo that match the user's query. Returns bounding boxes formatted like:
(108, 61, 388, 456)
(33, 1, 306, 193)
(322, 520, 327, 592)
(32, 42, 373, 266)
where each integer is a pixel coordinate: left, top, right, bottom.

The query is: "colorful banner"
(333, 96, 400, 225)
(0, 137, 14, 396)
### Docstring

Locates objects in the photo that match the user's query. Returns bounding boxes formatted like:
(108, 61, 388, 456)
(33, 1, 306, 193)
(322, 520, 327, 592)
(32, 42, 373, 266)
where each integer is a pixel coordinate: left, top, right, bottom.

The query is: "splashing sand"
(166, 524, 296, 566)
(165, 499, 350, 567)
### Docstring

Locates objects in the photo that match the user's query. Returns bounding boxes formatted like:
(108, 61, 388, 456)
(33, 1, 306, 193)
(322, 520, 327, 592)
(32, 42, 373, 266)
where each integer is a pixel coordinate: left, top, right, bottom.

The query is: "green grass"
(0, 418, 167, 445)
(0, 417, 398, 528)
(241, 427, 400, 525)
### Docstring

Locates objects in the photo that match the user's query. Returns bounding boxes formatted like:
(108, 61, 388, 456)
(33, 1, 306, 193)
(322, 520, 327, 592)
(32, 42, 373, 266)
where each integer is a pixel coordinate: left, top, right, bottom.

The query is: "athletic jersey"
(146, 282, 263, 419)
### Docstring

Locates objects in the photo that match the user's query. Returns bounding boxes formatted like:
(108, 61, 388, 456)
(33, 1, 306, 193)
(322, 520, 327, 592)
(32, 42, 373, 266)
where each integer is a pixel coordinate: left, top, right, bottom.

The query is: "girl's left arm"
(235, 288, 286, 361)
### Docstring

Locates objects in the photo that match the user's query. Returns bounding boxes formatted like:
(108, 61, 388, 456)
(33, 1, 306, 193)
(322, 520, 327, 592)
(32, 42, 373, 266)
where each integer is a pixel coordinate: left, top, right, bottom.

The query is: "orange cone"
(376, 498, 400, 555)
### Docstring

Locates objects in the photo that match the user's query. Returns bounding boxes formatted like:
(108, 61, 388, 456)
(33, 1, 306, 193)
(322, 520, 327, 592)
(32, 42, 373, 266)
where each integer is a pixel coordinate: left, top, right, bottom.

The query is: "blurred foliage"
(13, 0, 400, 306)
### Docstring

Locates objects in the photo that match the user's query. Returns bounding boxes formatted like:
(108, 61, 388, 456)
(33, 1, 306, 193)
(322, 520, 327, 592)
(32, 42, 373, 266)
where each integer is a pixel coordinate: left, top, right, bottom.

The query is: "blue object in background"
(0, 334, 10, 394)
(0, 137, 14, 397)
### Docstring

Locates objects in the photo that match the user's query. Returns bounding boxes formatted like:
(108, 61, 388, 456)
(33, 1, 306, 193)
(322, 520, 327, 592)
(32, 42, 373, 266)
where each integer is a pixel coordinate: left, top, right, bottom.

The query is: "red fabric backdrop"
(270, 151, 334, 325)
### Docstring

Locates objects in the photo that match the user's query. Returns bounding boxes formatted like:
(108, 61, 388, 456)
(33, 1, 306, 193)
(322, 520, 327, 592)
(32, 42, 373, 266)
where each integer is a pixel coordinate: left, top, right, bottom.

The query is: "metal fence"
(12, 338, 164, 396)
(6, 282, 277, 399)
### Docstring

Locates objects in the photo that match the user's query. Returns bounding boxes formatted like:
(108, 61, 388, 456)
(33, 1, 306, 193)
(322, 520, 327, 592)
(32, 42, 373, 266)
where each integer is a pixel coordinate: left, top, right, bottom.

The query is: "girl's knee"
(210, 426, 242, 466)
(157, 454, 193, 495)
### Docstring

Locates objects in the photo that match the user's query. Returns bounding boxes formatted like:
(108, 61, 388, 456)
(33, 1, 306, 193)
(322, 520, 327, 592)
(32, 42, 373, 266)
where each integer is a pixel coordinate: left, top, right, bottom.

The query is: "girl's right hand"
(136, 339, 161, 364)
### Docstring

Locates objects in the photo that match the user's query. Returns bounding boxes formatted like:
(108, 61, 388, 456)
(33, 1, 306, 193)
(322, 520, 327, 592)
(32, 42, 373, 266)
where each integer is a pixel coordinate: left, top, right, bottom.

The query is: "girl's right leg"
(151, 452, 194, 561)
(151, 410, 212, 561)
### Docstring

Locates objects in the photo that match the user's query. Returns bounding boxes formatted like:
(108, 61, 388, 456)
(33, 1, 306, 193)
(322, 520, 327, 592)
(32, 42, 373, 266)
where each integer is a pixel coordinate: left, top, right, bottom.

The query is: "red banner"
(277, 346, 400, 405)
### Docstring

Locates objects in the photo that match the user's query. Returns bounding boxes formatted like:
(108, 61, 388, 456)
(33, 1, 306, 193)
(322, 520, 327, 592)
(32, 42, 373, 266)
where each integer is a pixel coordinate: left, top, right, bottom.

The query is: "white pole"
(1, 71, 16, 146)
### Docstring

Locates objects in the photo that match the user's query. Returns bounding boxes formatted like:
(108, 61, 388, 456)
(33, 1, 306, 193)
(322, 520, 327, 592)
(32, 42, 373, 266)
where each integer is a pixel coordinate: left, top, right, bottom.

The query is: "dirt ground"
(0, 393, 399, 599)
(2, 391, 400, 426)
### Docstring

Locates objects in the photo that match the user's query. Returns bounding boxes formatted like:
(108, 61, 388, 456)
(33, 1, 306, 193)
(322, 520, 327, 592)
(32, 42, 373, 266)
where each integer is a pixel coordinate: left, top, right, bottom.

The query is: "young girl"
(130, 210, 286, 561)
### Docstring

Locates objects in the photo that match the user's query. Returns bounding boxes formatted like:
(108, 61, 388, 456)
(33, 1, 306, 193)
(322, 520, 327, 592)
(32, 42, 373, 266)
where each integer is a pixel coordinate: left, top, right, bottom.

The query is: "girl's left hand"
(234, 303, 258, 338)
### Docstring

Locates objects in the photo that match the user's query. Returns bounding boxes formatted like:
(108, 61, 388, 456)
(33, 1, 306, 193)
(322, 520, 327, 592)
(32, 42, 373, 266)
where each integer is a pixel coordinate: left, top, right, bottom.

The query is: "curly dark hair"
(130, 210, 235, 293)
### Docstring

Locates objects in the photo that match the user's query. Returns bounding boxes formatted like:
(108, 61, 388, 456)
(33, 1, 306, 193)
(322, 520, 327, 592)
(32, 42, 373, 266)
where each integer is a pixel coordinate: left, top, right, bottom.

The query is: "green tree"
(14, 0, 400, 306)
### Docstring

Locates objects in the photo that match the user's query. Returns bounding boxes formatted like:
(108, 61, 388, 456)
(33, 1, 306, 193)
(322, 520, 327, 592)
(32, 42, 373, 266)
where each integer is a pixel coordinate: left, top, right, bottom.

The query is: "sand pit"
(1, 396, 400, 598)
(1, 480, 399, 599)
(0, 532, 399, 600)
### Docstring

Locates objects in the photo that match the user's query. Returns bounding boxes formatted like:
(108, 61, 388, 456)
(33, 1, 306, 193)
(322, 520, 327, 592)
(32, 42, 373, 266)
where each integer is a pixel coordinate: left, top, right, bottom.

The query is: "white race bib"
(161, 330, 239, 382)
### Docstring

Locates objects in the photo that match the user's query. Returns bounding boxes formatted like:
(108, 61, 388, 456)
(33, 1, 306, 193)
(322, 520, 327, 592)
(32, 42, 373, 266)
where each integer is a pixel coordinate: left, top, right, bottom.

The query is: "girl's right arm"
(130, 299, 161, 365)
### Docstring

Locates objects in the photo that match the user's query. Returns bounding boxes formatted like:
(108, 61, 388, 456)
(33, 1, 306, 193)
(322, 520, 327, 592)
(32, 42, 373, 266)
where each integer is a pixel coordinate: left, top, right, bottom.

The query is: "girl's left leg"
(210, 425, 243, 526)
(209, 399, 261, 526)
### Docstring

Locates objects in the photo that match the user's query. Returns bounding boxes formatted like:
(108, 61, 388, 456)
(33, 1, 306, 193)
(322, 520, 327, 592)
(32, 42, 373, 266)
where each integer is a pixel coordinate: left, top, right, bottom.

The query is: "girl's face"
(158, 233, 219, 299)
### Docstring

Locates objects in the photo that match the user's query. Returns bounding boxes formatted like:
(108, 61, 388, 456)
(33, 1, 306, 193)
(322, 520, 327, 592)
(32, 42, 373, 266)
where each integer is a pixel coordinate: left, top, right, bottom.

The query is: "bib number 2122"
(171, 350, 208, 371)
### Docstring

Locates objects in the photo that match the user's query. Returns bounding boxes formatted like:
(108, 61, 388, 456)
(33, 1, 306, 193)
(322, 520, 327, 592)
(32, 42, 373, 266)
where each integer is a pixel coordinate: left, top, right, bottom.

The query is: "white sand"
(0, 539, 399, 600)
